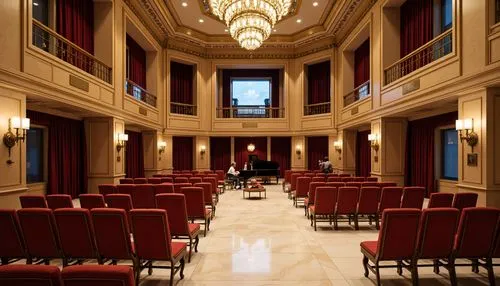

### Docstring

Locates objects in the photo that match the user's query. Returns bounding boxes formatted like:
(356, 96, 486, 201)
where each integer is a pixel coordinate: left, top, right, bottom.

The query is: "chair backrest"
(46, 194, 74, 210)
(116, 184, 135, 196)
(17, 208, 61, 259)
(131, 184, 156, 208)
(181, 187, 206, 218)
(54, 208, 97, 260)
(345, 182, 362, 189)
(91, 208, 134, 260)
(452, 192, 478, 211)
(308, 182, 326, 204)
(215, 170, 225, 181)
(339, 174, 351, 177)
(361, 182, 379, 187)
(79, 194, 106, 210)
(401, 187, 426, 209)
(155, 194, 190, 236)
(351, 177, 366, 182)
(327, 173, 339, 177)
(202, 177, 218, 194)
(61, 265, 134, 286)
(147, 177, 162, 184)
(327, 177, 342, 182)
(325, 182, 345, 188)
(104, 194, 133, 211)
(378, 187, 403, 212)
(194, 182, 213, 206)
(312, 177, 325, 182)
(133, 178, 147, 184)
(0, 265, 62, 286)
(161, 177, 174, 183)
(454, 207, 500, 258)
(341, 177, 354, 182)
(20, 195, 48, 208)
(378, 182, 398, 188)
(175, 177, 189, 183)
(336, 187, 359, 214)
(290, 173, 302, 191)
(365, 177, 378, 182)
(130, 209, 173, 260)
(296, 177, 312, 197)
(427, 193, 454, 208)
(174, 183, 192, 193)
(154, 183, 174, 195)
(189, 177, 203, 184)
(0, 209, 26, 260)
(357, 187, 381, 214)
(314, 187, 337, 215)
(284, 170, 292, 183)
(376, 209, 421, 261)
(416, 208, 459, 259)
(304, 173, 315, 177)
(119, 178, 134, 184)
(98, 184, 117, 195)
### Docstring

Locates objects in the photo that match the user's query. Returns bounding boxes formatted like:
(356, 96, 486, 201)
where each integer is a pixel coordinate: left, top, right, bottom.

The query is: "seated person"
(227, 162, 241, 189)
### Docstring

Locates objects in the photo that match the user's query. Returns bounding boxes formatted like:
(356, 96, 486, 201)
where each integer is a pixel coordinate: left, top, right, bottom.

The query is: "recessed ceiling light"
(296, 19, 302, 23)
(181, 2, 188, 7)
(198, 19, 204, 23)
(313, 2, 318, 7)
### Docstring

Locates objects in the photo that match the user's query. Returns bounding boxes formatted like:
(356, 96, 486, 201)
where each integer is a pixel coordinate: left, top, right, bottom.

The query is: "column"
(336, 130, 356, 175)
(195, 136, 210, 171)
(142, 131, 164, 177)
(160, 134, 173, 174)
(291, 136, 306, 170)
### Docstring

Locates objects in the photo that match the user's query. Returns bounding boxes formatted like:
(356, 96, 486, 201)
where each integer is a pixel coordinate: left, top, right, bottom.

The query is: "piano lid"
(252, 159, 279, 170)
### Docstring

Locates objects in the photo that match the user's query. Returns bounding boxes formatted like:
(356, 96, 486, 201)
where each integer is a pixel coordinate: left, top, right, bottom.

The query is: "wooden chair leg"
(411, 259, 419, 286)
(188, 237, 193, 263)
(375, 261, 381, 286)
(169, 260, 175, 286)
(397, 260, 403, 275)
(487, 258, 496, 286)
(433, 259, 440, 274)
(354, 213, 360, 230)
(448, 258, 457, 286)
(310, 213, 313, 226)
(362, 255, 369, 277)
(375, 213, 380, 230)
(135, 260, 141, 285)
(194, 235, 199, 252)
(180, 256, 186, 279)
(314, 215, 317, 231)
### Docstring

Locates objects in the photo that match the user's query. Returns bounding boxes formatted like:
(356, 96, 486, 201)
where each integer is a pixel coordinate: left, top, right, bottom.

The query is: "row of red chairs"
(361, 207, 500, 286)
(0, 264, 135, 286)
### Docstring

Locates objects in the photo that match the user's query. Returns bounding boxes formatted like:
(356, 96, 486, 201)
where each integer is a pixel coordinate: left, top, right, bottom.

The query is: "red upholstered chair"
(148, 177, 162, 184)
(334, 186, 359, 230)
(194, 182, 216, 217)
(91, 208, 138, 270)
(414, 208, 459, 284)
(378, 182, 397, 188)
(452, 192, 478, 212)
(346, 182, 362, 189)
(289, 173, 302, 198)
(119, 178, 134, 184)
(339, 174, 350, 177)
(174, 183, 192, 193)
(46, 194, 73, 210)
(283, 170, 292, 191)
(181, 170, 192, 175)
(61, 265, 134, 286)
(0, 264, 62, 286)
(309, 187, 337, 231)
(361, 182, 379, 187)
(54, 208, 99, 266)
(400, 187, 426, 209)
(304, 172, 315, 177)
(365, 177, 378, 182)
(378, 187, 403, 214)
(130, 209, 187, 286)
(215, 170, 225, 181)
(20, 195, 48, 208)
(117, 184, 135, 196)
(203, 176, 220, 203)
(17, 208, 61, 265)
(327, 177, 342, 182)
(312, 176, 325, 182)
(133, 178, 147, 184)
(98, 184, 117, 195)
(355, 187, 381, 230)
(352, 177, 366, 182)
(326, 182, 345, 189)
(152, 174, 165, 177)
(175, 177, 189, 183)
(131, 184, 155, 208)
(105, 194, 133, 212)
(189, 177, 203, 184)
(161, 177, 174, 183)
(154, 183, 174, 195)
(427, 193, 454, 208)
(294, 177, 311, 207)
(341, 177, 354, 182)
(304, 182, 326, 217)
(361, 209, 421, 286)
(79, 194, 106, 210)
(181, 187, 211, 236)
(0, 209, 26, 265)
(156, 194, 201, 262)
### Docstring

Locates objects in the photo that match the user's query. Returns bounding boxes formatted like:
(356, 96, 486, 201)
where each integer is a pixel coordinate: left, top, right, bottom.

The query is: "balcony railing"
(216, 106, 284, 118)
(304, 102, 331, 116)
(125, 79, 157, 108)
(171, 102, 197, 116)
(344, 80, 370, 107)
(384, 29, 452, 85)
(32, 19, 112, 84)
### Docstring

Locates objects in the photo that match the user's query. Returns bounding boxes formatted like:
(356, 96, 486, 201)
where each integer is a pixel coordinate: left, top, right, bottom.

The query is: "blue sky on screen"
(232, 80, 270, 105)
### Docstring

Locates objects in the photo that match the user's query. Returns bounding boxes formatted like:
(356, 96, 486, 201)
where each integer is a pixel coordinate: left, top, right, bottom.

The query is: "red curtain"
(56, 0, 94, 54)
(400, 0, 434, 57)
(173, 136, 193, 170)
(27, 110, 87, 198)
(271, 137, 291, 178)
(307, 136, 329, 171)
(234, 137, 267, 170)
(356, 131, 371, 177)
(170, 62, 194, 104)
(126, 35, 147, 89)
(210, 137, 231, 172)
(354, 39, 370, 88)
(405, 112, 457, 196)
(307, 61, 330, 104)
(125, 130, 144, 178)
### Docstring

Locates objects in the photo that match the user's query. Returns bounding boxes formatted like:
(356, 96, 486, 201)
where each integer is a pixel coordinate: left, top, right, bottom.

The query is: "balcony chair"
(20, 195, 48, 208)
(0, 264, 62, 286)
(98, 184, 117, 195)
(304, 182, 326, 217)
(61, 265, 134, 286)
(181, 187, 211, 236)
(46, 194, 73, 210)
(334, 186, 359, 230)
(355, 187, 381, 230)
(79, 194, 106, 210)
(294, 177, 311, 207)
(400, 187, 426, 209)
(427, 193, 454, 208)
(309, 186, 337, 231)
(0, 209, 27, 265)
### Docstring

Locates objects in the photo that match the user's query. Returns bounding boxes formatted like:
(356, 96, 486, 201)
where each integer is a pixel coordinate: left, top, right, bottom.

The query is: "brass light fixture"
(200, 145, 207, 156)
(247, 143, 256, 152)
(368, 133, 379, 151)
(455, 118, 478, 151)
(116, 133, 128, 162)
(333, 140, 342, 160)
(158, 141, 167, 160)
(3, 116, 30, 164)
(295, 144, 302, 159)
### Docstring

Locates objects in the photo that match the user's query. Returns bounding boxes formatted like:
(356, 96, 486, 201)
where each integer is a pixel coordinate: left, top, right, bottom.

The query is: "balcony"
(304, 102, 331, 116)
(384, 29, 452, 85)
(344, 81, 370, 107)
(171, 102, 197, 116)
(125, 79, 157, 108)
(32, 19, 112, 84)
(216, 106, 285, 118)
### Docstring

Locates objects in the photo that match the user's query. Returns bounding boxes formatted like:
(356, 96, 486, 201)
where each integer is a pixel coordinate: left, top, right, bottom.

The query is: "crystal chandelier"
(209, 0, 294, 50)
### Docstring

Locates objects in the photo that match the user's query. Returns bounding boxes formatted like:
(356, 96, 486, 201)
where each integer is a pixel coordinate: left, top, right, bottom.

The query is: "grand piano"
(239, 157, 280, 188)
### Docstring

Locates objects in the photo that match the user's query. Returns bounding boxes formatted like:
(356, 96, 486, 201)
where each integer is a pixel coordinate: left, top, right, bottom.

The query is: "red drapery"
(173, 136, 193, 171)
(405, 112, 457, 196)
(234, 137, 267, 170)
(27, 110, 87, 198)
(125, 130, 144, 179)
(126, 35, 147, 89)
(356, 131, 371, 177)
(354, 39, 370, 88)
(400, 0, 434, 57)
(271, 137, 291, 178)
(56, 0, 94, 54)
(307, 61, 330, 104)
(307, 136, 329, 171)
(170, 62, 194, 104)
(210, 137, 231, 172)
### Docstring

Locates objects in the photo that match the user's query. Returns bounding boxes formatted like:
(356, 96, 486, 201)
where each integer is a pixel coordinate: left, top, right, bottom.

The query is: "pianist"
(227, 162, 241, 189)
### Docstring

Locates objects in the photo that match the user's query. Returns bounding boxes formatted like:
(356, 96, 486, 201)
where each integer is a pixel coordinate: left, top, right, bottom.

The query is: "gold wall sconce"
(456, 118, 478, 151)
(158, 141, 166, 160)
(3, 116, 30, 164)
(200, 145, 206, 156)
(116, 133, 128, 162)
(333, 140, 342, 159)
(247, 143, 255, 152)
(295, 144, 302, 159)
(368, 133, 379, 151)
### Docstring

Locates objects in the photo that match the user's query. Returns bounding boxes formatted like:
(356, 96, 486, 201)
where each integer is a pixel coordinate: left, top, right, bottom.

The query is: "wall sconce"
(456, 118, 478, 151)
(368, 133, 379, 152)
(295, 145, 302, 159)
(333, 140, 342, 159)
(247, 143, 255, 152)
(200, 145, 206, 156)
(3, 116, 30, 164)
(158, 141, 166, 160)
(116, 133, 128, 162)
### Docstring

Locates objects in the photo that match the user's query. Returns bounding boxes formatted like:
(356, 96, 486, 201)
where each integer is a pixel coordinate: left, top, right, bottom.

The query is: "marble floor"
(137, 184, 499, 286)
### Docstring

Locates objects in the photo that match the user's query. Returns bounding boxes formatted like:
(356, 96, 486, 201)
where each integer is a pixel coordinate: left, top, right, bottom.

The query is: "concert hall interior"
(1, 0, 500, 285)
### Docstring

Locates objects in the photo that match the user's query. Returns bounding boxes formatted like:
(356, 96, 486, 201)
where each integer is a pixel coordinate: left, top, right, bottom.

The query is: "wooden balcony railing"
(216, 106, 284, 118)
(304, 102, 331, 116)
(32, 19, 112, 84)
(125, 79, 157, 108)
(384, 29, 452, 85)
(344, 80, 370, 107)
(171, 102, 197, 116)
